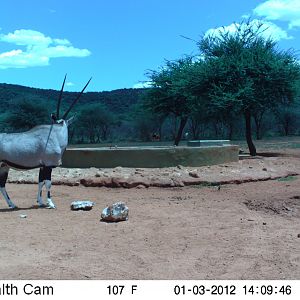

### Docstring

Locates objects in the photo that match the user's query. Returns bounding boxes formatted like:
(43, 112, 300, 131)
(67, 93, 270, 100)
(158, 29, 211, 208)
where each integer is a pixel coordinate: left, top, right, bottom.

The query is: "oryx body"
(0, 75, 91, 209)
(0, 123, 68, 169)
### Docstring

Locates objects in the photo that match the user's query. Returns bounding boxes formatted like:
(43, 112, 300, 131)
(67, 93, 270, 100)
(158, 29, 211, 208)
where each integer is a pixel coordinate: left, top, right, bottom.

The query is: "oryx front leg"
(45, 179, 56, 209)
(37, 180, 46, 207)
(38, 167, 56, 209)
(0, 166, 17, 209)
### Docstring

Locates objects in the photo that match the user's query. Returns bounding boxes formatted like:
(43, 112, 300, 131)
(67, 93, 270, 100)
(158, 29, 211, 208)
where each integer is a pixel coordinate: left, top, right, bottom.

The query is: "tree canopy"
(144, 57, 201, 145)
(5, 98, 50, 131)
(143, 20, 300, 153)
(196, 20, 300, 155)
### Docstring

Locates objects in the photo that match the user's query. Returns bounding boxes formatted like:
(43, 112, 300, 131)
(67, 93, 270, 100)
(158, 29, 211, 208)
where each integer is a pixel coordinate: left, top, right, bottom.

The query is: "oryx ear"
(66, 114, 77, 126)
(62, 77, 92, 120)
(57, 74, 67, 119)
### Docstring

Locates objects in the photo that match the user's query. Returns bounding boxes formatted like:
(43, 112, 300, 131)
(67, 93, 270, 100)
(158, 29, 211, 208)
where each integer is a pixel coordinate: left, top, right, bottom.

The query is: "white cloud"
(0, 29, 91, 69)
(241, 14, 250, 19)
(204, 19, 293, 41)
(1, 29, 52, 46)
(53, 38, 72, 46)
(133, 81, 152, 89)
(253, 0, 300, 29)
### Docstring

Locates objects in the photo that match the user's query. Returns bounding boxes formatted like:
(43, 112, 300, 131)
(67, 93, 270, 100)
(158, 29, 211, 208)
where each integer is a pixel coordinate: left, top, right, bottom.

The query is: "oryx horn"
(56, 74, 67, 119)
(62, 77, 92, 120)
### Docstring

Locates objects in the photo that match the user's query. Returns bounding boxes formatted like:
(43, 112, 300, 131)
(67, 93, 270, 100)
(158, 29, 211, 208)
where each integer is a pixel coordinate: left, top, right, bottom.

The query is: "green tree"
(195, 20, 300, 155)
(144, 57, 196, 145)
(130, 103, 167, 141)
(77, 104, 117, 143)
(6, 98, 50, 131)
(272, 98, 300, 135)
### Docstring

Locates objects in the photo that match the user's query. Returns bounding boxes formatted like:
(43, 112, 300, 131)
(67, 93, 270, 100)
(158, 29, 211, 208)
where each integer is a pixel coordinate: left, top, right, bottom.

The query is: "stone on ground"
(101, 202, 129, 222)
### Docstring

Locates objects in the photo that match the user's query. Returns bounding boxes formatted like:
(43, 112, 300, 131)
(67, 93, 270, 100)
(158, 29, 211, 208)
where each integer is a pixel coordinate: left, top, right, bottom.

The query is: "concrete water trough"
(187, 140, 231, 147)
(62, 144, 239, 168)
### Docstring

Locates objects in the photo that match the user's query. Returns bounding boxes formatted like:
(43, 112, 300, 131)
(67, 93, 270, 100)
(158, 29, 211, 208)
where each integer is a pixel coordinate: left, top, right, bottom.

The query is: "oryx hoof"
(9, 205, 18, 210)
(47, 204, 56, 209)
(37, 199, 46, 207)
(46, 200, 56, 209)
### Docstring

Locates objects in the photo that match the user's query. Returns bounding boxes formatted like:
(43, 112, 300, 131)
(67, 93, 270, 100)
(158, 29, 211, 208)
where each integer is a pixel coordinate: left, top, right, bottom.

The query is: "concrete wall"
(62, 145, 239, 168)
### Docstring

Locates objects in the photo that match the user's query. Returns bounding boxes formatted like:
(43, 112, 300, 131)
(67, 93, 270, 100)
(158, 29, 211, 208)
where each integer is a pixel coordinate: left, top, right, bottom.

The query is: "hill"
(0, 83, 145, 115)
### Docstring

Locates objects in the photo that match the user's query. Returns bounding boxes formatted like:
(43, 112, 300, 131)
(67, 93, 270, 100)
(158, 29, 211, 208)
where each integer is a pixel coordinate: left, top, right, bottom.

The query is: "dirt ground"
(1, 157, 300, 280)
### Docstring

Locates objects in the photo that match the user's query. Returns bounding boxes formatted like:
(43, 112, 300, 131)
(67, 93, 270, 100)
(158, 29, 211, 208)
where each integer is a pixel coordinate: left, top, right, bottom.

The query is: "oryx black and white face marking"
(0, 75, 92, 210)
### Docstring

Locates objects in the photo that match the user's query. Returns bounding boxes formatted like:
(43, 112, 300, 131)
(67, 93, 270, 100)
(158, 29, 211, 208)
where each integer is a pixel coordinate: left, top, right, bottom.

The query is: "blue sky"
(0, 0, 299, 92)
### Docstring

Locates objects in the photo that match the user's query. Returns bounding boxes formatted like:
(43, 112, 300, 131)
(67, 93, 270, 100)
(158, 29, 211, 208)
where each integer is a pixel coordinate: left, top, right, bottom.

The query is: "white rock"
(71, 200, 95, 211)
(101, 202, 129, 222)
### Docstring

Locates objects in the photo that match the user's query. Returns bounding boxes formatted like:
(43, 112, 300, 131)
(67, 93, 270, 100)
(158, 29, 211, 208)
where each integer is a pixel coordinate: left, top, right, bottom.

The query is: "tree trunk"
(213, 121, 219, 137)
(244, 110, 256, 156)
(69, 127, 75, 143)
(189, 118, 201, 139)
(172, 116, 178, 140)
(253, 111, 265, 140)
(254, 116, 261, 140)
(102, 125, 109, 140)
(227, 122, 233, 140)
(283, 119, 290, 136)
(158, 124, 163, 141)
(174, 117, 188, 146)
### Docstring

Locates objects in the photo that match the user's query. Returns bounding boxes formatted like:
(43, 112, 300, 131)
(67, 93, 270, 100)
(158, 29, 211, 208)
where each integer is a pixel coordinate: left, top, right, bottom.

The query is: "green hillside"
(0, 83, 144, 115)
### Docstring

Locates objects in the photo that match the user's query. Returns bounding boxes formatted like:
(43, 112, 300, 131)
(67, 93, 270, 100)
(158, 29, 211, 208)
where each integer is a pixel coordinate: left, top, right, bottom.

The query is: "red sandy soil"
(0, 152, 300, 279)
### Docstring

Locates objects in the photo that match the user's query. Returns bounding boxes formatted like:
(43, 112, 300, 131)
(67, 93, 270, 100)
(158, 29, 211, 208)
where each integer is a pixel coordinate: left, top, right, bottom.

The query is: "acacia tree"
(195, 20, 300, 155)
(6, 98, 49, 131)
(272, 98, 300, 135)
(252, 106, 266, 140)
(144, 57, 196, 145)
(77, 104, 117, 143)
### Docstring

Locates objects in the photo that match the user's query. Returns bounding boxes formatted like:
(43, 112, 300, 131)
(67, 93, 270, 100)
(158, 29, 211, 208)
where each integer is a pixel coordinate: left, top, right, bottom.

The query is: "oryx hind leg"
(37, 173, 46, 207)
(0, 165, 17, 209)
(38, 167, 56, 209)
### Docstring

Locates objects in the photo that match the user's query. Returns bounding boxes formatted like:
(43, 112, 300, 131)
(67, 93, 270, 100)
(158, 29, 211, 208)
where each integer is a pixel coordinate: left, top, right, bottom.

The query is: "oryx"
(0, 75, 91, 209)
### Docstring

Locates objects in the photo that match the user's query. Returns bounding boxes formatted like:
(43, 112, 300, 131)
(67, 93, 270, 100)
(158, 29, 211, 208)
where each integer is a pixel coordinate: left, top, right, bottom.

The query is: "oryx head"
(51, 74, 92, 126)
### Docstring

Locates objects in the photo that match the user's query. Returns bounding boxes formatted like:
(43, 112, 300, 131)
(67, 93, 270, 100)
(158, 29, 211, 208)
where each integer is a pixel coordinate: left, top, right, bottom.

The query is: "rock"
(161, 172, 170, 176)
(101, 202, 129, 222)
(80, 177, 113, 187)
(113, 166, 123, 172)
(111, 176, 149, 188)
(19, 214, 27, 218)
(171, 178, 185, 187)
(297, 234, 300, 238)
(150, 177, 174, 187)
(124, 177, 150, 188)
(136, 184, 146, 189)
(95, 171, 104, 177)
(262, 168, 267, 171)
(52, 180, 80, 186)
(172, 172, 182, 177)
(71, 200, 95, 211)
